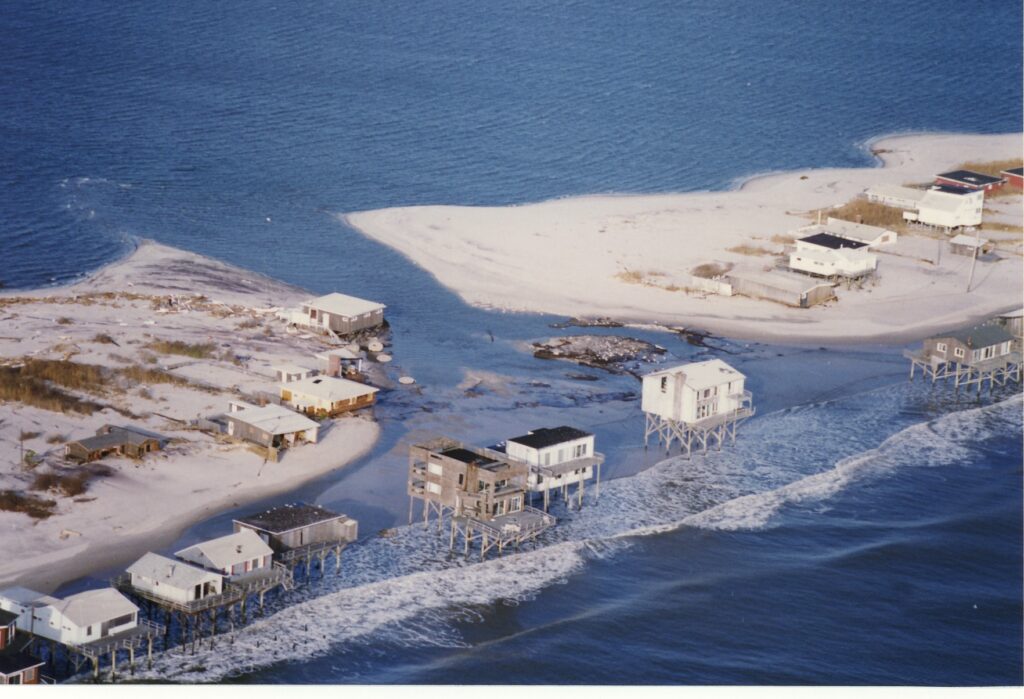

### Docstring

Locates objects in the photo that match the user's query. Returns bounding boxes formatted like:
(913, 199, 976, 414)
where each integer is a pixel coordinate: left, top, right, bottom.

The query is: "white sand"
(347, 132, 1024, 343)
(0, 241, 380, 592)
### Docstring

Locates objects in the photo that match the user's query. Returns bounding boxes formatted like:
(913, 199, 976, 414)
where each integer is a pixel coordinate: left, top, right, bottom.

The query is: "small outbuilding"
(64, 425, 168, 463)
(948, 234, 992, 257)
(126, 552, 224, 607)
(298, 292, 385, 336)
(315, 348, 364, 377)
(280, 375, 379, 417)
(935, 169, 1005, 192)
(175, 529, 274, 581)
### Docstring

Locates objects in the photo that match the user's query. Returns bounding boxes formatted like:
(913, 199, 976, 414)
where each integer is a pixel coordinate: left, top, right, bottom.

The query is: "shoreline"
(345, 131, 1024, 345)
(0, 240, 382, 593)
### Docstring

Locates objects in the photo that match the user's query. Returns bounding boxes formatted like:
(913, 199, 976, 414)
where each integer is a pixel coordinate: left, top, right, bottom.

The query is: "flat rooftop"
(936, 170, 1004, 187)
(930, 184, 974, 196)
(439, 447, 502, 469)
(508, 426, 592, 449)
(235, 502, 347, 534)
(799, 232, 867, 250)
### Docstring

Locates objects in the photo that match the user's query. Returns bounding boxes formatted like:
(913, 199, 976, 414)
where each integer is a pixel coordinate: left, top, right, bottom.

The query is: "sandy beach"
(346, 132, 1024, 344)
(0, 241, 381, 592)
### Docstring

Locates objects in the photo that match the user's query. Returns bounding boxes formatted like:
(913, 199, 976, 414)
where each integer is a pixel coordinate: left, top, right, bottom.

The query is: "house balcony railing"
(112, 573, 244, 614)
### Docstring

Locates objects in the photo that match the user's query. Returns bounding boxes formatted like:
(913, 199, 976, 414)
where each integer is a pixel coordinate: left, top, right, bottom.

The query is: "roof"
(0, 609, 17, 626)
(69, 425, 166, 452)
(54, 588, 137, 627)
(0, 648, 45, 676)
(0, 587, 58, 608)
(799, 232, 868, 250)
(819, 217, 892, 242)
(793, 246, 875, 265)
(175, 529, 273, 570)
(938, 324, 1013, 348)
(919, 189, 969, 213)
(314, 348, 361, 361)
(948, 234, 989, 247)
(285, 375, 379, 402)
(998, 308, 1024, 319)
(507, 426, 593, 450)
(305, 292, 385, 318)
(234, 502, 347, 535)
(439, 447, 501, 468)
(1001, 166, 1023, 177)
(930, 184, 974, 196)
(864, 184, 926, 204)
(936, 170, 1004, 187)
(272, 364, 315, 376)
(225, 402, 319, 436)
(127, 552, 221, 588)
(644, 358, 745, 390)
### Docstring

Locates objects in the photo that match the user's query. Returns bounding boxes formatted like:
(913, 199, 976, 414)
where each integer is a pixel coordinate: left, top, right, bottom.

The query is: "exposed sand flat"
(0, 240, 381, 592)
(347, 132, 1023, 343)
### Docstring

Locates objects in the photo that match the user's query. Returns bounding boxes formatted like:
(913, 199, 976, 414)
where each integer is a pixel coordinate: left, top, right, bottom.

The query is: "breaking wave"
(132, 390, 1021, 682)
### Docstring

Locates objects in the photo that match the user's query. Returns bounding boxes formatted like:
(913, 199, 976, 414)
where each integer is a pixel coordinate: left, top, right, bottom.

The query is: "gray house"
(222, 400, 320, 448)
(299, 292, 385, 335)
(233, 503, 358, 555)
(922, 324, 1015, 367)
(65, 425, 168, 463)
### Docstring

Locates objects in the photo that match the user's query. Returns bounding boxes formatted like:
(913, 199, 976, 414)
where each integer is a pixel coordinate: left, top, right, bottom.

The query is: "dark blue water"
(4, 0, 1022, 686)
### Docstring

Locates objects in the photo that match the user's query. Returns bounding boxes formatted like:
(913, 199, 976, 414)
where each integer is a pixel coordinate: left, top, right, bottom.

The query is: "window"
(954, 347, 965, 358)
(86, 625, 92, 637)
(457, 474, 464, 486)
(574, 443, 587, 458)
(936, 343, 947, 352)
(660, 376, 667, 393)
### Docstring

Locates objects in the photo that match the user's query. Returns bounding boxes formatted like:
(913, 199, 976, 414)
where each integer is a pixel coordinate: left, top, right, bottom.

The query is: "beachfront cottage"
(273, 365, 317, 383)
(920, 325, 1015, 368)
(174, 529, 274, 581)
(641, 359, 755, 457)
(315, 347, 364, 377)
(233, 502, 358, 557)
(934, 169, 1006, 192)
(863, 184, 927, 210)
(789, 232, 877, 279)
(1001, 166, 1022, 189)
(905, 187, 984, 230)
(505, 426, 605, 512)
(125, 553, 224, 607)
(948, 234, 992, 257)
(995, 309, 1024, 346)
(64, 425, 167, 463)
(223, 400, 320, 448)
(0, 586, 138, 647)
(407, 437, 554, 557)
(280, 375, 378, 417)
(297, 292, 385, 336)
(0, 610, 45, 685)
(799, 218, 897, 248)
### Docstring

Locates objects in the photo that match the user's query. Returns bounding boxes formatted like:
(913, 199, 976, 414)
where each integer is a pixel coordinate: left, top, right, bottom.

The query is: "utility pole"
(966, 228, 981, 292)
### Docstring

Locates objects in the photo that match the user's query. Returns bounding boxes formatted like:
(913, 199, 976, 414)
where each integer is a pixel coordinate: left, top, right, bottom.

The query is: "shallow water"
(6, 0, 1023, 686)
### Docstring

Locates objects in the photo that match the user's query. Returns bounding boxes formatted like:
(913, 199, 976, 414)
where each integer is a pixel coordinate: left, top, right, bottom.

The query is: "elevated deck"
(451, 506, 556, 559)
(905, 349, 1022, 390)
(644, 391, 755, 458)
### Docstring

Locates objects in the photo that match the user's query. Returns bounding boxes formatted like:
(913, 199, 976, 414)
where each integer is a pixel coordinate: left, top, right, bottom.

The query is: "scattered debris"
(533, 335, 667, 373)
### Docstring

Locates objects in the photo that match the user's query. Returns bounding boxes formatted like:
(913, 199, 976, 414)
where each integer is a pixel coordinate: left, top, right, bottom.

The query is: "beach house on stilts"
(0, 610, 46, 684)
(407, 437, 555, 558)
(503, 427, 604, 512)
(641, 359, 754, 457)
(233, 502, 358, 578)
(904, 323, 1021, 392)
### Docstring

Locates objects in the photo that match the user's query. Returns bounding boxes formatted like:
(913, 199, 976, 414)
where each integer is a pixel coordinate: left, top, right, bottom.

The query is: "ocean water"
(3, 0, 1022, 686)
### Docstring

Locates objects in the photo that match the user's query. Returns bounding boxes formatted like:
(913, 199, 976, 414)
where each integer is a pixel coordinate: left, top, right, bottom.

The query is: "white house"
(641, 359, 747, 424)
(799, 218, 897, 247)
(904, 187, 984, 229)
(505, 426, 603, 499)
(292, 292, 385, 336)
(280, 375, 379, 417)
(0, 586, 138, 646)
(863, 184, 927, 210)
(789, 232, 877, 278)
(126, 552, 224, 606)
(175, 529, 274, 581)
(273, 364, 317, 384)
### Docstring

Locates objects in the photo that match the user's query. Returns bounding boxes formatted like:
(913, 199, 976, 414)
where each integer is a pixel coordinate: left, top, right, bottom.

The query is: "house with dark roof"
(233, 502, 358, 557)
(1001, 166, 1023, 190)
(64, 425, 168, 463)
(935, 169, 1005, 192)
(0, 610, 45, 685)
(922, 324, 1015, 367)
(790, 232, 877, 279)
(504, 427, 604, 511)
